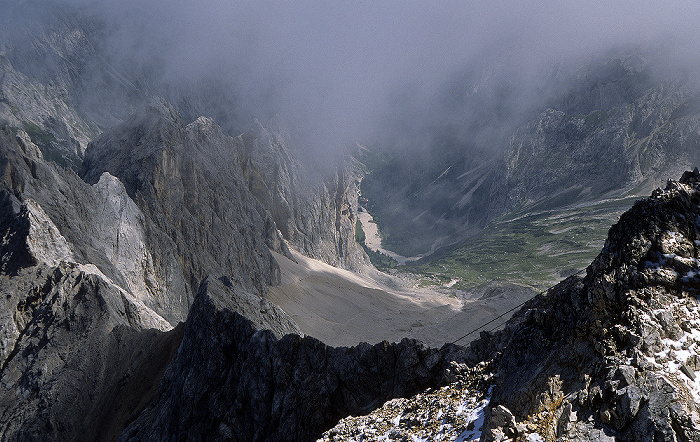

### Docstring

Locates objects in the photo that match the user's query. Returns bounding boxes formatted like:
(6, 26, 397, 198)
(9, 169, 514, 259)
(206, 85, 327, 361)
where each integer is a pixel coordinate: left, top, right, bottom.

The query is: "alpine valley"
(1, 1, 700, 441)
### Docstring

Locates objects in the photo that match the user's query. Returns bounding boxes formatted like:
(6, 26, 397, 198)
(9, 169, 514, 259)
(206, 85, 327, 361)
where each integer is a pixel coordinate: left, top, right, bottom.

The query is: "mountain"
(0, 106, 471, 440)
(0, 95, 449, 439)
(361, 52, 697, 263)
(0, 106, 303, 439)
(3, 2, 700, 441)
(236, 121, 369, 272)
(323, 171, 700, 441)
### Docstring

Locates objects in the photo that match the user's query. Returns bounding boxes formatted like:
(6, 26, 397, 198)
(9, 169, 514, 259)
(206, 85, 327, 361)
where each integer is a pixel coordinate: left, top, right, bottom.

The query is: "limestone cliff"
(80, 104, 288, 317)
(238, 121, 369, 272)
(0, 112, 302, 440)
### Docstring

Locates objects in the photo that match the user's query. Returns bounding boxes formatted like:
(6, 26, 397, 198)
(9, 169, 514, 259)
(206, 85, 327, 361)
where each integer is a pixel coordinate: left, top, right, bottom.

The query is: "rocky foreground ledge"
(322, 172, 700, 441)
(119, 286, 465, 441)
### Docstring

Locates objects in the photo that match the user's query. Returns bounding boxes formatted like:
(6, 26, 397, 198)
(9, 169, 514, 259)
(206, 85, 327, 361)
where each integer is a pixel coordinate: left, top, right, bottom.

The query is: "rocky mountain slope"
(324, 171, 700, 441)
(237, 121, 369, 272)
(2, 2, 700, 441)
(6, 98, 699, 440)
(119, 291, 463, 441)
(0, 95, 400, 440)
(0, 107, 305, 439)
(1, 0, 369, 276)
(362, 53, 698, 259)
(0, 0, 142, 165)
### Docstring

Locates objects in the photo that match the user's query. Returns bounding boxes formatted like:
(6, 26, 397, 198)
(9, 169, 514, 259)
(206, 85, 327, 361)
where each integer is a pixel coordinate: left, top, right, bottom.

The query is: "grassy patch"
(355, 218, 365, 245)
(23, 121, 56, 148)
(364, 247, 399, 271)
(406, 195, 637, 290)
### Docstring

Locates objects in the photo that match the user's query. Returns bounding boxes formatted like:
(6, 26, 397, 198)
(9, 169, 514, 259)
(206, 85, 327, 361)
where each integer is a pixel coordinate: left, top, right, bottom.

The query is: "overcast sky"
(57, 0, 700, 158)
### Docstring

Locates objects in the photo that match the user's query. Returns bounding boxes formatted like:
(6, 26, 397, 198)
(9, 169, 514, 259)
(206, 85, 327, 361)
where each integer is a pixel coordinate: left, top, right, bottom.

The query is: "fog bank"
(12, 0, 700, 160)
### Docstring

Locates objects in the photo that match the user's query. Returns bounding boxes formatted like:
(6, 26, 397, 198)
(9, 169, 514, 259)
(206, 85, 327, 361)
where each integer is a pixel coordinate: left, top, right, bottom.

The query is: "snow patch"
(654, 299, 700, 403)
(455, 386, 493, 442)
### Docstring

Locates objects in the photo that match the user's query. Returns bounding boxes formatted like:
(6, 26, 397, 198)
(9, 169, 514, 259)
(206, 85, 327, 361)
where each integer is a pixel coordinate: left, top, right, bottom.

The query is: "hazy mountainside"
(324, 172, 700, 442)
(1, 0, 369, 274)
(362, 53, 698, 260)
(0, 0, 258, 169)
(0, 110, 461, 441)
(238, 121, 369, 272)
(4, 2, 700, 441)
(0, 0, 145, 164)
(79, 104, 286, 315)
(504, 57, 695, 208)
(0, 92, 374, 440)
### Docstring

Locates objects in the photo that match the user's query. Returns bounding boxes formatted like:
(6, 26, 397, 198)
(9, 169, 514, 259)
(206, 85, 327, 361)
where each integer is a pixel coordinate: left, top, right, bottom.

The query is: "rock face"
(0, 261, 183, 441)
(0, 102, 387, 441)
(503, 58, 697, 209)
(0, 109, 304, 440)
(0, 121, 192, 325)
(0, 125, 185, 438)
(80, 105, 287, 320)
(323, 173, 700, 441)
(361, 52, 700, 256)
(238, 121, 369, 272)
(120, 290, 461, 441)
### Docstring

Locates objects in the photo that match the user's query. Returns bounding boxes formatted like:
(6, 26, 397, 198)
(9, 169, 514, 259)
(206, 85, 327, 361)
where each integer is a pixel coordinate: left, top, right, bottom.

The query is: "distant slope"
(361, 51, 700, 260)
(267, 248, 536, 347)
(409, 194, 641, 290)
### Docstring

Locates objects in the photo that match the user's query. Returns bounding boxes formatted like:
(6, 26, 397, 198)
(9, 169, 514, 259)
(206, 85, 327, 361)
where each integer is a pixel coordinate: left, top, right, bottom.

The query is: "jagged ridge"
(323, 172, 700, 441)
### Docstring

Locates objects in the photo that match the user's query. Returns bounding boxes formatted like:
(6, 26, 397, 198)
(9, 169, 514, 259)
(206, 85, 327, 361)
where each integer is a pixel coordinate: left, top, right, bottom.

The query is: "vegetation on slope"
(403, 196, 638, 290)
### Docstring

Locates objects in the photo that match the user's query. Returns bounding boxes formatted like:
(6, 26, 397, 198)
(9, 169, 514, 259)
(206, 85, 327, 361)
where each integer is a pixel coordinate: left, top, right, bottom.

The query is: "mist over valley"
(2, 1, 700, 440)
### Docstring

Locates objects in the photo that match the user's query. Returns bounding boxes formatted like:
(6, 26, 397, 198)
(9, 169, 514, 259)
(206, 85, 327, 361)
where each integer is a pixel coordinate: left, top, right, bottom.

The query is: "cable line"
(450, 268, 586, 345)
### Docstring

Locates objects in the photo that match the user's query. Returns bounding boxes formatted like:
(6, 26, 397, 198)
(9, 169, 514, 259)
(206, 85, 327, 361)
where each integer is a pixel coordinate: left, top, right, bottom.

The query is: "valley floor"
(268, 249, 533, 347)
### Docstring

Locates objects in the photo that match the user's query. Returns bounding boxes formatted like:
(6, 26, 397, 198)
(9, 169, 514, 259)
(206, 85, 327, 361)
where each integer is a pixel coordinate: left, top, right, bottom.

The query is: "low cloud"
(19, 0, 700, 160)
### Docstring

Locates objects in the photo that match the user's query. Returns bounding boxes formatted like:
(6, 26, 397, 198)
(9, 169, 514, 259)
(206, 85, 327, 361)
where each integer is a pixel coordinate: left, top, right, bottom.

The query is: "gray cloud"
(40, 0, 700, 161)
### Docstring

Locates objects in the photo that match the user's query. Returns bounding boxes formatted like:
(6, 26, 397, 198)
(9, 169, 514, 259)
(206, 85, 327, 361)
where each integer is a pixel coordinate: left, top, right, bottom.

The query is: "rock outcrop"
(323, 172, 700, 441)
(80, 105, 287, 319)
(120, 289, 461, 441)
(0, 261, 182, 441)
(0, 109, 305, 440)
